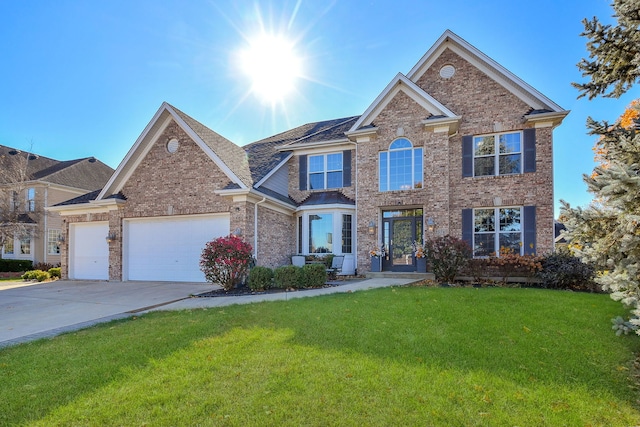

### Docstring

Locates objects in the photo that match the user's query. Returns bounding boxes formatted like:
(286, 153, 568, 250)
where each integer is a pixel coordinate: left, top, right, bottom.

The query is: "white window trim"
(2, 235, 34, 260)
(473, 131, 522, 177)
(47, 228, 61, 255)
(27, 187, 36, 212)
(379, 138, 423, 192)
(308, 152, 343, 190)
(473, 206, 523, 257)
(296, 208, 355, 255)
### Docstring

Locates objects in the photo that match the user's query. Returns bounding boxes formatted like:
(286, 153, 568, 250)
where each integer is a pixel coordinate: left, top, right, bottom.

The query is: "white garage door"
(124, 214, 230, 282)
(69, 222, 109, 280)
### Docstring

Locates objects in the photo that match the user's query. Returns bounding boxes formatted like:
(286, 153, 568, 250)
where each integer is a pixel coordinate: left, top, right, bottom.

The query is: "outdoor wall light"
(232, 227, 243, 236)
(368, 220, 377, 235)
(105, 232, 116, 243)
(56, 234, 65, 244)
(426, 217, 436, 232)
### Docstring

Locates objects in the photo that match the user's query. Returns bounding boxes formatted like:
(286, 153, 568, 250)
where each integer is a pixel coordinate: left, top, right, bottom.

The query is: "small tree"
(0, 149, 38, 256)
(424, 235, 471, 283)
(200, 234, 253, 291)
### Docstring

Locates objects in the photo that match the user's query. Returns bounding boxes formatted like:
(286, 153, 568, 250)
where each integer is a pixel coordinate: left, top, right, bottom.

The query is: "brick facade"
(55, 31, 565, 281)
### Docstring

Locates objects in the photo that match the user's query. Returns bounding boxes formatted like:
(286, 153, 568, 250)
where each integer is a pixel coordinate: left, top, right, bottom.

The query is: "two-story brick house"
(0, 145, 114, 265)
(51, 30, 568, 281)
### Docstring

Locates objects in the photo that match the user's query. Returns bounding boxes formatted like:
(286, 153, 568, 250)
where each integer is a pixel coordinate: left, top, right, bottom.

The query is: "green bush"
(248, 266, 273, 291)
(537, 252, 598, 292)
(21, 270, 50, 282)
(0, 259, 33, 272)
(302, 263, 327, 288)
(48, 267, 61, 279)
(274, 265, 303, 289)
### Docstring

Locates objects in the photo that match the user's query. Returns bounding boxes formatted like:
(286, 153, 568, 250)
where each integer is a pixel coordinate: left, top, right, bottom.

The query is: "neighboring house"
(0, 145, 114, 265)
(50, 30, 568, 282)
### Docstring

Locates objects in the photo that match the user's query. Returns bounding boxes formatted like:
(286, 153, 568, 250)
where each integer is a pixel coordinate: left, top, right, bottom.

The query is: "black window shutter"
(462, 136, 473, 177)
(523, 205, 536, 255)
(462, 209, 473, 250)
(523, 128, 536, 173)
(299, 155, 307, 190)
(343, 150, 352, 187)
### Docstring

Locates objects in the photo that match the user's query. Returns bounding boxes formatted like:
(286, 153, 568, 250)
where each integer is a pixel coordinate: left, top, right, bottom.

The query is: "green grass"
(1, 287, 639, 426)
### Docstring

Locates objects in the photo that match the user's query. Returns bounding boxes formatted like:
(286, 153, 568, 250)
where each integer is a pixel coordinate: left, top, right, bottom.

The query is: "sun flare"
(239, 34, 303, 104)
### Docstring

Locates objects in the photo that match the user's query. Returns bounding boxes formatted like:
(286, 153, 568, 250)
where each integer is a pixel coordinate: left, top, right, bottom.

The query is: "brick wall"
(355, 48, 556, 270)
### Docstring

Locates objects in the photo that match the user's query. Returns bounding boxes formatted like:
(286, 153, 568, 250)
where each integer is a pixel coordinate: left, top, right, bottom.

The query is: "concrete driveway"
(0, 280, 214, 347)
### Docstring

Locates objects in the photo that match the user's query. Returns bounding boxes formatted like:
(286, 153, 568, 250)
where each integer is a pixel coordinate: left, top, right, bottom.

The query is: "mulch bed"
(195, 279, 364, 298)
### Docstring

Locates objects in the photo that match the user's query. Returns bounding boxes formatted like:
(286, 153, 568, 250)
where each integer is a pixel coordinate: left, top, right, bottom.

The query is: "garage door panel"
(70, 223, 109, 280)
(125, 215, 229, 282)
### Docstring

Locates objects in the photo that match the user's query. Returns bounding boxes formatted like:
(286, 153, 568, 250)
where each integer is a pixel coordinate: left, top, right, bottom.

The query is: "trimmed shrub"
(48, 267, 61, 279)
(21, 270, 50, 282)
(302, 263, 327, 288)
(33, 262, 59, 271)
(424, 235, 471, 283)
(248, 266, 273, 291)
(465, 248, 542, 285)
(537, 252, 598, 292)
(0, 259, 33, 272)
(274, 265, 303, 289)
(200, 235, 253, 291)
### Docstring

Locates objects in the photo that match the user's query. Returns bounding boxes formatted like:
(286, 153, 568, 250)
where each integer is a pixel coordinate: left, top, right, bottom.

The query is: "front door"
(382, 209, 423, 272)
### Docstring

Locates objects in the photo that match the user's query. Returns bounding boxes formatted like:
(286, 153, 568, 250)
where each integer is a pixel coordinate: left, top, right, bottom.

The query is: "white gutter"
(254, 197, 267, 262)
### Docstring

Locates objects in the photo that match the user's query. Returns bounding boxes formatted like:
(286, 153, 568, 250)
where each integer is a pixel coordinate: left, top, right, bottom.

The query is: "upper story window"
(473, 132, 522, 177)
(308, 153, 343, 190)
(27, 188, 35, 212)
(379, 138, 423, 191)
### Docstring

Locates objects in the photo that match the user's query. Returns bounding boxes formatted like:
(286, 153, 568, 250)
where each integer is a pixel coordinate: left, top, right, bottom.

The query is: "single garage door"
(124, 214, 229, 282)
(69, 222, 110, 280)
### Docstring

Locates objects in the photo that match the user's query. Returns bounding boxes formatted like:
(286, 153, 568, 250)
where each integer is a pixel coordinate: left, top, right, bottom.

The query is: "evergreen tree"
(561, 0, 640, 334)
(573, 0, 640, 99)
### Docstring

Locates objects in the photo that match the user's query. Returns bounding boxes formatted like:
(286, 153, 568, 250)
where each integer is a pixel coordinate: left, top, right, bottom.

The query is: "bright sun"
(239, 34, 302, 104)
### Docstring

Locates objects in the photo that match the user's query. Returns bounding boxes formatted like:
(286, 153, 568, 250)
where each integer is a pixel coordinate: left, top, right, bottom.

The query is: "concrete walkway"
(0, 278, 415, 348)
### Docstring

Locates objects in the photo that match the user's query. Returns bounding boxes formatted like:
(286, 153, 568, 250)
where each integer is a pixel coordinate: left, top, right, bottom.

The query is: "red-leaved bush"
(200, 235, 253, 290)
(424, 235, 471, 283)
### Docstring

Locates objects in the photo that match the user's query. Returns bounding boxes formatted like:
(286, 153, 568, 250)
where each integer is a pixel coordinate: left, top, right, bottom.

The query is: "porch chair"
(327, 255, 344, 279)
(291, 255, 306, 267)
(337, 254, 356, 277)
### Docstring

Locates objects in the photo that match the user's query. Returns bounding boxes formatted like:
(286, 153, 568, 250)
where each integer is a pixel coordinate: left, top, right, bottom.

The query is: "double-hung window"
(48, 229, 61, 255)
(474, 132, 522, 176)
(27, 188, 35, 212)
(379, 138, 423, 191)
(308, 153, 343, 190)
(473, 207, 522, 256)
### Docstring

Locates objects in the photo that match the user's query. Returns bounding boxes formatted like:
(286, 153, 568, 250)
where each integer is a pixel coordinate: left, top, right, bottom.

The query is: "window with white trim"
(298, 210, 354, 255)
(473, 207, 522, 256)
(379, 138, 423, 191)
(474, 131, 521, 176)
(308, 153, 343, 190)
(20, 237, 31, 255)
(48, 229, 61, 255)
(3, 239, 14, 255)
(27, 187, 35, 212)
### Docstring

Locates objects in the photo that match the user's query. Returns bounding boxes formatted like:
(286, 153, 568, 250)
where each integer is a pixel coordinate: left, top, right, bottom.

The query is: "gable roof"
(407, 30, 566, 113)
(98, 102, 252, 200)
(0, 144, 113, 191)
(349, 73, 459, 132)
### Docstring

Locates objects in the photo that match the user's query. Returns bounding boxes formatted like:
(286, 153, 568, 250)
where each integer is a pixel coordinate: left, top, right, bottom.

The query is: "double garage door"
(69, 215, 229, 282)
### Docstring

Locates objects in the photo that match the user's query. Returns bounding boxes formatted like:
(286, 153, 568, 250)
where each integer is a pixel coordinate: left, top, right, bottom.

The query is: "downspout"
(43, 185, 49, 264)
(354, 142, 358, 274)
(254, 197, 267, 263)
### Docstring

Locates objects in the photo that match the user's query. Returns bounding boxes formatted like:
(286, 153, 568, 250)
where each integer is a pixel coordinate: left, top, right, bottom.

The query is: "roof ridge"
(289, 116, 359, 145)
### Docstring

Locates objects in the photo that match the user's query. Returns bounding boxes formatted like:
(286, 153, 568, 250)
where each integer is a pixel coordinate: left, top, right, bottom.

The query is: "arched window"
(379, 138, 423, 191)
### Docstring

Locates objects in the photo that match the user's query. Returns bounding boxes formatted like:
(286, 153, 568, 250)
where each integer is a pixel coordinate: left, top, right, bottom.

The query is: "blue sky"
(1, 1, 637, 217)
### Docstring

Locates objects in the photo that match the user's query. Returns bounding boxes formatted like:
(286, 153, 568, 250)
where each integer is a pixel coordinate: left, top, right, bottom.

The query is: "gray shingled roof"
(244, 116, 359, 184)
(0, 145, 114, 191)
(169, 104, 254, 188)
(299, 190, 355, 207)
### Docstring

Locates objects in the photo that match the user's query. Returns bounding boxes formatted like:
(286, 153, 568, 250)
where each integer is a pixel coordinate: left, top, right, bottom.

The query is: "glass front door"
(382, 209, 423, 272)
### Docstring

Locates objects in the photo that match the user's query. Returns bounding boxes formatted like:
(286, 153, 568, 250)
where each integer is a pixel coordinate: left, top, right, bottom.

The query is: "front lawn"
(1, 287, 639, 426)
